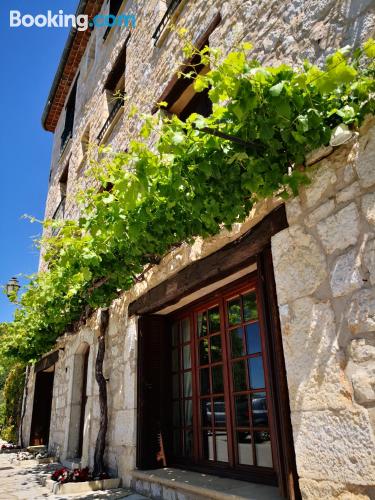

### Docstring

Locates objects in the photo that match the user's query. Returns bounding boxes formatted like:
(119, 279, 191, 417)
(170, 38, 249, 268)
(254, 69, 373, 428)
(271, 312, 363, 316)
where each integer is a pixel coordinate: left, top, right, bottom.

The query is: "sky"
(0, 0, 78, 322)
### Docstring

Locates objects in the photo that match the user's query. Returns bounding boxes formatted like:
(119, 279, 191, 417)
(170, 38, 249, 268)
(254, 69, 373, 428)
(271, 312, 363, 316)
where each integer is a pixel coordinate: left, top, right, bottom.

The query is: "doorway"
(29, 368, 55, 446)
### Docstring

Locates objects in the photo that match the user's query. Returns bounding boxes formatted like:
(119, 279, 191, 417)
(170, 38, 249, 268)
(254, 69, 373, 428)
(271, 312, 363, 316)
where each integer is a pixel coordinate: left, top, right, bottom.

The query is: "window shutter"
(137, 315, 169, 469)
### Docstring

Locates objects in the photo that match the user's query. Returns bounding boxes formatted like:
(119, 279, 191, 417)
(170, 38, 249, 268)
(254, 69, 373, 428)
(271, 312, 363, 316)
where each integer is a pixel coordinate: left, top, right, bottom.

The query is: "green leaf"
(269, 81, 284, 96)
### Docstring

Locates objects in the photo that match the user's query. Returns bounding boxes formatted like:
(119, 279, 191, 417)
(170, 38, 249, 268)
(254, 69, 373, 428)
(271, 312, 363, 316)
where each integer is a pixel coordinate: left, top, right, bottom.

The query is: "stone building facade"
(21, 1, 375, 499)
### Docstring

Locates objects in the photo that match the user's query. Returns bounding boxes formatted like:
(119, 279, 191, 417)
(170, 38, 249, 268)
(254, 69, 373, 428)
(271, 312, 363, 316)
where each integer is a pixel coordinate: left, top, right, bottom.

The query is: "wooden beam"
(128, 204, 287, 316)
(34, 350, 59, 374)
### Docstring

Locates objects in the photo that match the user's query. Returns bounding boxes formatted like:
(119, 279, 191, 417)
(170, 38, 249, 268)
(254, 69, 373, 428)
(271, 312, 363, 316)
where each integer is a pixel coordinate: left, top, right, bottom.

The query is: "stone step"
(45, 477, 121, 495)
(131, 468, 281, 500)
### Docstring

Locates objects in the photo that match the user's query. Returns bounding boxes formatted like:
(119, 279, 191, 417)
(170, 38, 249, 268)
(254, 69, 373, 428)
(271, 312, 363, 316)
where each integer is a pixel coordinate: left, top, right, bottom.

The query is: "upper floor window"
(52, 162, 69, 235)
(97, 35, 130, 143)
(60, 78, 78, 153)
(103, 0, 124, 40)
(153, 0, 184, 45)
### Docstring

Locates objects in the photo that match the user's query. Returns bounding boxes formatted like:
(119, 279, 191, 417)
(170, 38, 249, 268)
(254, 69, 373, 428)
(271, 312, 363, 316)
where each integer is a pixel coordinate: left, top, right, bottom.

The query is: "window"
(168, 277, 275, 480)
(52, 163, 69, 235)
(81, 125, 90, 158)
(103, 0, 124, 40)
(153, 0, 184, 44)
(97, 35, 130, 143)
(61, 78, 78, 153)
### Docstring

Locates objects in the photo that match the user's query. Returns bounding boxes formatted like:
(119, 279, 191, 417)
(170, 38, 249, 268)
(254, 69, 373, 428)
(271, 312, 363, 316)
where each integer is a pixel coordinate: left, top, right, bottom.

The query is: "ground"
(0, 449, 146, 500)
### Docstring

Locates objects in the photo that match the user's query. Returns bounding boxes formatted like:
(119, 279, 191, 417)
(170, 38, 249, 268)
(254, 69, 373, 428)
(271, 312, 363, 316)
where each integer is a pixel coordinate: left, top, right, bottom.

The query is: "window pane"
(251, 392, 268, 427)
(172, 322, 179, 346)
(227, 298, 242, 325)
(172, 373, 179, 399)
(173, 401, 180, 426)
(199, 339, 209, 365)
(255, 431, 273, 467)
(173, 429, 181, 455)
(246, 322, 262, 354)
(184, 371, 192, 397)
(197, 311, 207, 337)
(230, 327, 245, 358)
(213, 397, 226, 427)
(232, 360, 248, 392)
(237, 431, 253, 465)
(201, 398, 211, 426)
(208, 307, 220, 333)
(212, 365, 224, 393)
(248, 357, 265, 389)
(183, 345, 191, 369)
(202, 430, 214, 461)
(210, 334, 222, 362)
(235, 395, 249, 427)
(216, 431, 229, 462)
(185, 400, 193, 426)
(185, 430, 193, 457)
(172, 348, 179, 372)
(182, 317, 190, 343)
(200, 368, 210, 395)
(243, 292, 257, 321)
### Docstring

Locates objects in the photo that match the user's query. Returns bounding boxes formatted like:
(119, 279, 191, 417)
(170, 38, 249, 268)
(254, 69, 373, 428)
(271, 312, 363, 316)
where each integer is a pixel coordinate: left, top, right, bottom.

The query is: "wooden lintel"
(128, 204, 287, 316)
(34, 350, 59, 374)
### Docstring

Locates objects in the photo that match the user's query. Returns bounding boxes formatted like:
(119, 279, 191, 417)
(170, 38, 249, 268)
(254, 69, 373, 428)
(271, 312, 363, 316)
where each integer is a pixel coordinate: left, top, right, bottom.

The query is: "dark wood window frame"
(134, 205, 301, 499)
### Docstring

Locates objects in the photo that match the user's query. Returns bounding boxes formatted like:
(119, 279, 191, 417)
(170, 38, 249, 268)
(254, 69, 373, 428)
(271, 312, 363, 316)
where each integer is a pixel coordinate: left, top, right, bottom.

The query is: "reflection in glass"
(172, 348, 179, 371)
(208, 307, 221, 332)
(232, 360, 248, 392)
(184, 371, 192, 397)
(246, 322, 262, 354)
(251, 392, 268, 427)
(185, 430, 193, 456)
(172, 322, 179, 346)
(210, 334, 222, 362)
(201, 398, 211, 426)
(182, 318, 190, 342)
(243, 292, 257, 321)
(255, 431, 273, 467)
(185, 399, 192, 426)
(172, 374, 179, 399)
(230, 327, 245, 358)
(227, 298, 242, 325)
(197, 311, 207, 337)
(173, 401, 180, 426)
(183, 345, 191, 369)
(248, 356, 265, 389)
(200, 368, 210, 395)
(216, 432, 229, 462)
(212, 365, 224, 393)
(235, 395, 249, 427)
(212, 397, 226, 427)
(237, 431, 253, 465)
(202, 430, 214, 461)
(199, 339, 209, 365)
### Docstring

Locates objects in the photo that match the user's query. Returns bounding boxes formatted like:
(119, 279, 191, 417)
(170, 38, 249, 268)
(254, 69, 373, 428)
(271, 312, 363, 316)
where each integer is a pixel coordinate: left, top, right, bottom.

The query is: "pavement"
(0, 451, 147, 500)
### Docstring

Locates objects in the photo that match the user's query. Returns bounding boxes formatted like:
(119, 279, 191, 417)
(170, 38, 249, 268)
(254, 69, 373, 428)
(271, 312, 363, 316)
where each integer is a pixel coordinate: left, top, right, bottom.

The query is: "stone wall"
(272, 118, 375, 499)
(27, 1, 375, 498)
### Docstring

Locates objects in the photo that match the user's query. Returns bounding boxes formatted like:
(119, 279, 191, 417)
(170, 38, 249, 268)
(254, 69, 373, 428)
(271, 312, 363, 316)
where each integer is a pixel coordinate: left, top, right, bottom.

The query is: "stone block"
(352, 367, 375, 405)
(364, 238, 375, 285)
(317, 203, 360, 254)
(292, 408, 375, 484)
(285, 197, 303, 225)
(350, 338, 375, 363)
(330, 248, 364, 297)
(362, 193, 375, 225)
(347, 288, 375, 334)
(279, 297, 352, 411)
(272, 226, 328, 305)
(356, 126, 375, 188)
(299, 478, 370, 500)
(303, 163, 337, 209)
(336, 181, 361, 204)
(305, 199, 335, 227)
(305, 145, 333, 166)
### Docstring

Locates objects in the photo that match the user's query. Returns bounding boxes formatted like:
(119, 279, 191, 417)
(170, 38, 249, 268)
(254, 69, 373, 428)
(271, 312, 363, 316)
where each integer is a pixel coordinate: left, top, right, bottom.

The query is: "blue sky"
(0, 0, 78, 322)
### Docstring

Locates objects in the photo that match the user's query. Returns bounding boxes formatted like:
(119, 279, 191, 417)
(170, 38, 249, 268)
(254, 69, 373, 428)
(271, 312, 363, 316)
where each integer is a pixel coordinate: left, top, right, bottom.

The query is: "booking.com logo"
(9, 10, 136, 31)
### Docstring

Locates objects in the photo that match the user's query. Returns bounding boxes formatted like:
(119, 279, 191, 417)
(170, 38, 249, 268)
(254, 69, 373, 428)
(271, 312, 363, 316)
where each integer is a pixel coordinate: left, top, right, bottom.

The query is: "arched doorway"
(67, 343, 90, 459)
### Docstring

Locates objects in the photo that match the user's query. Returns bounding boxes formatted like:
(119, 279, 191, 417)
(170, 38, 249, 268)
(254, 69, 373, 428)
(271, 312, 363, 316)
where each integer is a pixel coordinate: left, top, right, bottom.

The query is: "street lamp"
(5, 277, 20, 300)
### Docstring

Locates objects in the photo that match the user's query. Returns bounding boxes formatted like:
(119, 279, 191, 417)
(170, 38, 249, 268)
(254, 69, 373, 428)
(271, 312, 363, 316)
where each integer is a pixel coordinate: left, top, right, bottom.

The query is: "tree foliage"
(1, 40, 374, 363)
